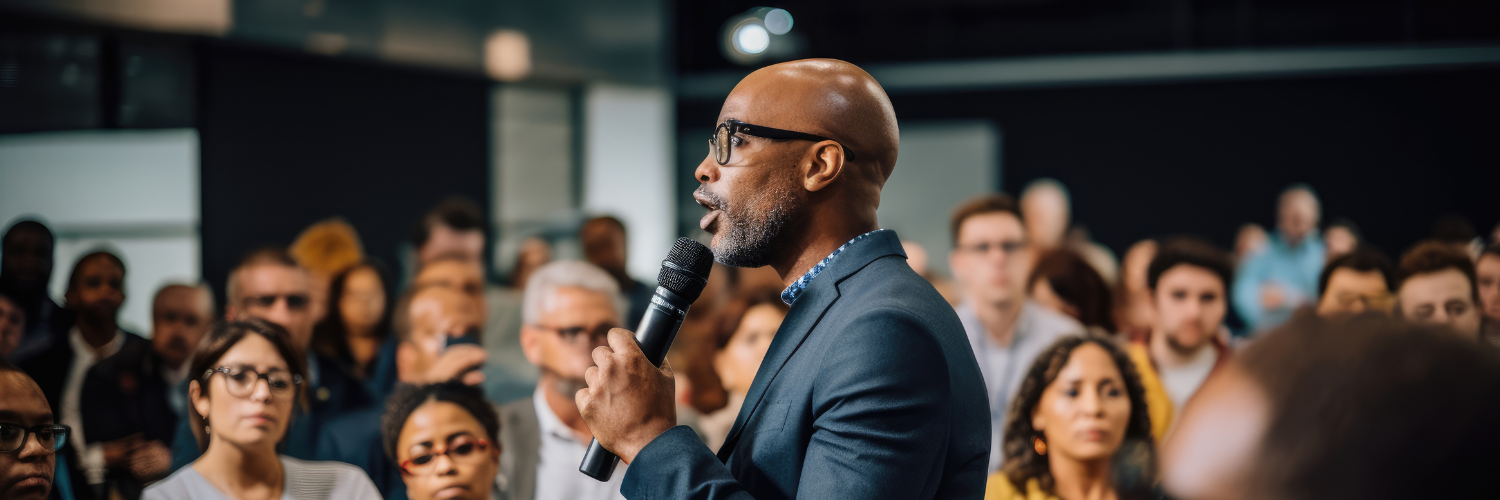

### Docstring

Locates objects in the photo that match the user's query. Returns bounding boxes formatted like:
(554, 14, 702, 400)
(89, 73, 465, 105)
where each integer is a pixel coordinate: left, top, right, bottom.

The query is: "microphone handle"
(579, 287, 690, 481)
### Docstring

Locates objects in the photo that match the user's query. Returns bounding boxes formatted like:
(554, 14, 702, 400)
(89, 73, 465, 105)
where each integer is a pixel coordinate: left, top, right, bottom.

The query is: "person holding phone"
(316, 285, 488, 498)
(144, 319, 380, 499)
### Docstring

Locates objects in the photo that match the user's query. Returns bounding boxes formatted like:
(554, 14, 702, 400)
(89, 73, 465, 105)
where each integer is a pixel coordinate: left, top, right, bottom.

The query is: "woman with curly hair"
(986, 336, 1156, 500)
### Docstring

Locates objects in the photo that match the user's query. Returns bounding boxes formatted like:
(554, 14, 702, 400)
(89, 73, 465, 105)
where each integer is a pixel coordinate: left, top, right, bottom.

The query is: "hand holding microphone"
(576, 238, 714, 480)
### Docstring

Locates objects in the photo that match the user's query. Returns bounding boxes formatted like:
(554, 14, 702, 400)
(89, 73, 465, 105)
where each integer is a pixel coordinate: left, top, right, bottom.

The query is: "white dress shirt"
(62, 326, 125, 486)
(531, 387, 626, 500)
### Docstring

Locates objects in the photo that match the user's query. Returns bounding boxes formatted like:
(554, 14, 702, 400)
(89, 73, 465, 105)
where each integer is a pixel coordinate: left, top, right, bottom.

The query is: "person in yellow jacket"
(985, 335, 1156, 500)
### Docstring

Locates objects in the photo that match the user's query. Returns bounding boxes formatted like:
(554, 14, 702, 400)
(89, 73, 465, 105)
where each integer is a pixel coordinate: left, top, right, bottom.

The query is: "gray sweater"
(143, 456, 380, 500)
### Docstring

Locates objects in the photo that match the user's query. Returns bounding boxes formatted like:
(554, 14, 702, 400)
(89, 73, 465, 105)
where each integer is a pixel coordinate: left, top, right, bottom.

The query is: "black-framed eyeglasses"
(956, 240, 1029, 256)
(710, 119, 855, 165)
(533, 324, 616, 344)
(242, 294, 311, 311)
(0, 423, 70, 453)
(202, 365, 304, 398)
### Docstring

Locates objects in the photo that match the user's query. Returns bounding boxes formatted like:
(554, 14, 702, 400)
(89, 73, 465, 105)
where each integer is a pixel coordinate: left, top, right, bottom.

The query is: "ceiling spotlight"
(734, 23, 770, 54)
(764, 9, 793, 35)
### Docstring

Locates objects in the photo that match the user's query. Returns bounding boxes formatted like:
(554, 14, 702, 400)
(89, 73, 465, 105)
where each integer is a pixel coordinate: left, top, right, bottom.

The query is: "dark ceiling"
(675, 0, 1500, 73)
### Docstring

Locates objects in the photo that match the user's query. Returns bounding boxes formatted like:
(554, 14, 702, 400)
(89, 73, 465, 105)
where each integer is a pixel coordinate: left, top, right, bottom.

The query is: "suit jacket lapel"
(715, 231, 907, 461)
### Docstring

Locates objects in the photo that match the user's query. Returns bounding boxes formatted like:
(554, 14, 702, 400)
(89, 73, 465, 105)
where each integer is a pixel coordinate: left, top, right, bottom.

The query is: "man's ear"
(801, 141, 846, 193)
(519, 326, 541, 366)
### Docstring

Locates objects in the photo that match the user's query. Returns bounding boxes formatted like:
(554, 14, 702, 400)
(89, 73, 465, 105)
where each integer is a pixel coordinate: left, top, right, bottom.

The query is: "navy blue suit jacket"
(621, 230, 991, 500)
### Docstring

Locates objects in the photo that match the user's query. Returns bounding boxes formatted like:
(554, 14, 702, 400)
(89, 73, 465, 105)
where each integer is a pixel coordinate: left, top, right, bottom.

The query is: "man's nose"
(694, 155, 721, 183)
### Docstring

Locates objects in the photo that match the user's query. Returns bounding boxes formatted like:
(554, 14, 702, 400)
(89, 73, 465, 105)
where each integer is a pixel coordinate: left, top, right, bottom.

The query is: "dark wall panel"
(892, 67, 1500, 258)
(199, 43, 490, 305)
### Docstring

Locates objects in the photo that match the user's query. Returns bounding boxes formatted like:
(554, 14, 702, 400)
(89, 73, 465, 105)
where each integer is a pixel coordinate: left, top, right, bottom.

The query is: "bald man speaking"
(576, 59, 990, 499)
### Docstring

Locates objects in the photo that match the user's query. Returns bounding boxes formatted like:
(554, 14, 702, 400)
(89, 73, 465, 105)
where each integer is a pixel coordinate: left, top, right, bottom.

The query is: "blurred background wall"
(2, 0, 1498, 317)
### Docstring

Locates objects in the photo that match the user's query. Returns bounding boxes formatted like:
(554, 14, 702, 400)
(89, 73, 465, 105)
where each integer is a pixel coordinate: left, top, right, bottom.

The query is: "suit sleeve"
(620, 308, 951, 500)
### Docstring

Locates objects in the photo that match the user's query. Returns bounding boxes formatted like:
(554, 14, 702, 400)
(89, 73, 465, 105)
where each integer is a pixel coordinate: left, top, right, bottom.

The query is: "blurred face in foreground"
(397, 400, 500, 500)
(1160, 363, 1268, 500)
(1031, 343, 1131, 463)
(1398, 269, 1480, 337)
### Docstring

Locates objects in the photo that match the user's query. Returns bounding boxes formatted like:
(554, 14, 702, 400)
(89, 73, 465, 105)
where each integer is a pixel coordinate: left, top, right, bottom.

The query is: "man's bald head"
(694, 59, 898, 269)
(723, 59, 899, 183)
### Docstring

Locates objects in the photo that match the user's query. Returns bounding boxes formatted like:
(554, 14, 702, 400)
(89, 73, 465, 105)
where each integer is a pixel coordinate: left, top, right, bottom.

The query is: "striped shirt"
(143, 456, 381, 500)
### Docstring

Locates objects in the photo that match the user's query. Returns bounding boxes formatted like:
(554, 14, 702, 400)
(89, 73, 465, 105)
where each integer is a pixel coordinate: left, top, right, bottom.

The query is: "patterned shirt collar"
(781, 229, 889, 306)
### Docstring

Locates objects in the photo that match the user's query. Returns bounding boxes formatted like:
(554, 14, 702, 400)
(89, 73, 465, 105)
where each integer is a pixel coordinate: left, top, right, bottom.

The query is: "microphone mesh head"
(658, 238, 714, 301)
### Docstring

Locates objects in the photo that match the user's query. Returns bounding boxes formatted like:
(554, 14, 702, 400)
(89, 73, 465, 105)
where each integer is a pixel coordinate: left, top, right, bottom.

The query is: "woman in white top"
(144, 319, 379, 500)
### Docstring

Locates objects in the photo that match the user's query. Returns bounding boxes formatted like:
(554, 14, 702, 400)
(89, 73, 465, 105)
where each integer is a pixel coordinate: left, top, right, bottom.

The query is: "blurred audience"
(699, 288, 787, 450)
(1, 358, 72, 500)
(1019, 179, 1119, 285)
(312, 261, 395, 395)
(1479, 244, 1500, 343)
(1429, 213, 1483, 259)
(1233, 184, 1325, 333)
(580, 216, 653, 327)
(1161, 313, 1500, 500)
(1026, 249, 1115, 335)
(171, 248, 372, 469)
(382, 382, 502, 500)
(290, 217, 366, 326)
(1322, 218, 1362, 262)
(1114, 239, 1158, 340)
(413, 255, 533, 404)
(318, 285, 487, 498)
(1395, 241, 1482, 337)
(1126, 239, 1233, 441)
(986, 336, 1154, 500)
(79, 283, 214, 499)
(510, 237, 553, 291)
(500, 261, 627, 500)
(1314, 246, 1395, 319)
(1231, 223, 1267, 265)
(1, 219, 61, 362)
(949, 194, 1083, 472)
(20, 250, 149, 497)
(903, 241, 961, 305)
(0, 292, 24, 360)
(146, 320, 379, 499)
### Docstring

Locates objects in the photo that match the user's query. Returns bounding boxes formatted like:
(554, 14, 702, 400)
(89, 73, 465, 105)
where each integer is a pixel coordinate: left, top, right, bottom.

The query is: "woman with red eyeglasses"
(144, 319, 380, 499)
(381, 381, 502, 500)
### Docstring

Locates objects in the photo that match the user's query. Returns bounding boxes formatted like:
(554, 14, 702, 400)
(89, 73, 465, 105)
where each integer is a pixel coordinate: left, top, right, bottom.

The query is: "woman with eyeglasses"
(381, 381, 501, 500)
(143, 319, 380, 499)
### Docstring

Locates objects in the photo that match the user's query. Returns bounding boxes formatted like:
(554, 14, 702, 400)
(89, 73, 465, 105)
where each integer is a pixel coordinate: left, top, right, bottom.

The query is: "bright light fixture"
(734, 23, 770, 54)
(764, 9, 793, 35)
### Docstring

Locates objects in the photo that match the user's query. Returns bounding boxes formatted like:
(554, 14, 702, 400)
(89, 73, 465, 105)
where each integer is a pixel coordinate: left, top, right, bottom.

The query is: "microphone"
(580, 237, 714, 482)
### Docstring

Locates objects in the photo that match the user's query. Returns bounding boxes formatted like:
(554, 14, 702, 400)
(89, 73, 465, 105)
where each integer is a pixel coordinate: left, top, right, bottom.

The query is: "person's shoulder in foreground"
(143, 456, 381, 500)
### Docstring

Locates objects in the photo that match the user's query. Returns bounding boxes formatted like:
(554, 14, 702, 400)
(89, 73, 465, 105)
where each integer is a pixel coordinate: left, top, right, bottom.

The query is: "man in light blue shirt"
(1233, 184, 1326, 334)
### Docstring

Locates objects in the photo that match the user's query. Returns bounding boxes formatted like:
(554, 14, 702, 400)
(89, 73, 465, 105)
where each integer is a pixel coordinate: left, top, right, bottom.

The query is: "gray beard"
(704, 183, 802, 268)
(548, 374, 588, 398)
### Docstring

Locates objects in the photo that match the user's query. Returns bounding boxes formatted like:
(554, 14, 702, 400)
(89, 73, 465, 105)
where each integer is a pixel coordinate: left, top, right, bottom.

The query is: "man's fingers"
(575, 388, 592, 416)
(592, 345, 614, 368)
(584, 365, 600, 389)
(461, 370, 486, 386)
(659, 358, 674, 378)
(607, 328, 644, 357)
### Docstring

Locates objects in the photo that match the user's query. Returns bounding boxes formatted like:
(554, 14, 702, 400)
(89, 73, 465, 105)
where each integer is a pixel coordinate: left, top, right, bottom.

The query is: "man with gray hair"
(498, 260, 627, 500)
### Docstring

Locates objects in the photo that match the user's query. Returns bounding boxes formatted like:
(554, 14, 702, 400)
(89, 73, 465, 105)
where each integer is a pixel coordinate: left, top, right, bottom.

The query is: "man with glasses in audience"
(1315, 246, 1397, 319)
(318, 285, 489, 498)
(170, 248, 371, 470)
(948, 193, 1082, 472)
(0, 359, 73, 500)
(498, 261, 627, 500)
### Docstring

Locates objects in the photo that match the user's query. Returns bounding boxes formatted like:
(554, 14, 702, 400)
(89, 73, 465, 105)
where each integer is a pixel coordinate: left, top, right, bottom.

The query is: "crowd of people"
(0, 177, 1498, 500)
